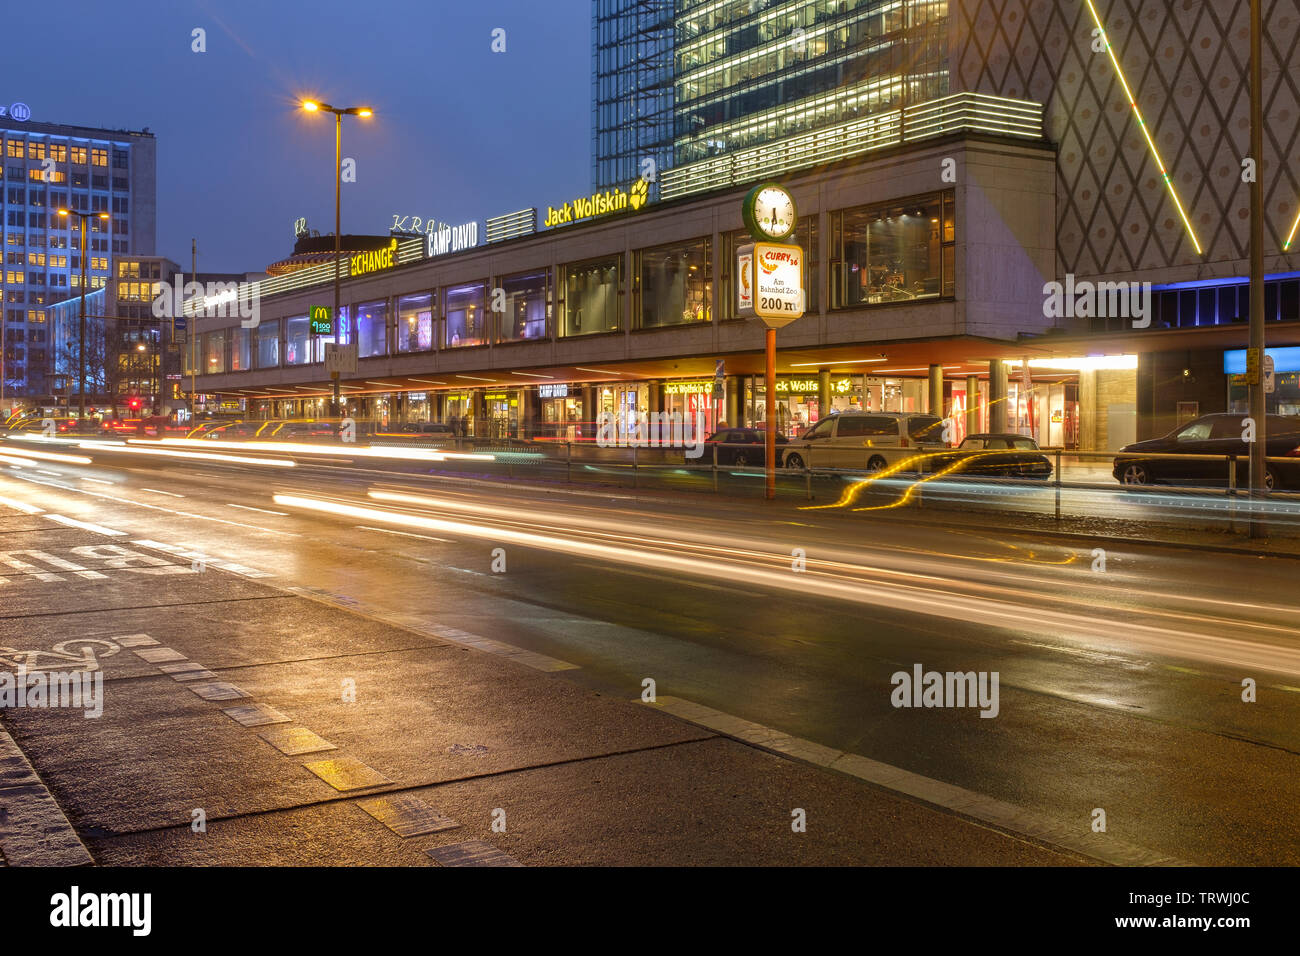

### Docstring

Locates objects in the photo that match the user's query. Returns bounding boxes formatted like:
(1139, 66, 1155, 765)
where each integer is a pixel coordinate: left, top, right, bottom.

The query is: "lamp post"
(301, 100, 372, 419)
(57, 208, 109, 425)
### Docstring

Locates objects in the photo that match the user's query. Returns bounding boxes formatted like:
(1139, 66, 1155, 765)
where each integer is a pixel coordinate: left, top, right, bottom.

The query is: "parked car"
(1112, 413, 1300, 490)
(930, 433, 1053, 480)
(781, 411, 946, 471)
(704, 427, 789, 466)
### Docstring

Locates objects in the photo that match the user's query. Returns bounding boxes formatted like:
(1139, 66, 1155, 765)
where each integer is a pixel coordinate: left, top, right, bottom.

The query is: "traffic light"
(127, 396, 142, 411)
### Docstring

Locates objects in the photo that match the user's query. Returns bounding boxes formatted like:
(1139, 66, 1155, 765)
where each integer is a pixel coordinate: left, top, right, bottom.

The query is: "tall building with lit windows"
(591, 0, 676, 194)
(0, 115, 156, 405)
(672, 0, 949, 167)
(592, 1, 951, 192)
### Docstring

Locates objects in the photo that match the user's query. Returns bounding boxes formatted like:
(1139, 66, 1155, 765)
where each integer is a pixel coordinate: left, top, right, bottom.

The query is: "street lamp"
(301, 99, 372, 418)
(57, 208, 110, 424)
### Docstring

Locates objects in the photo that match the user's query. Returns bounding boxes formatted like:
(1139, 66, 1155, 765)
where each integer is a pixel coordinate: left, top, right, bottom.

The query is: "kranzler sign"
(350, 238, 399, 278)
(544, 177, 650, 228)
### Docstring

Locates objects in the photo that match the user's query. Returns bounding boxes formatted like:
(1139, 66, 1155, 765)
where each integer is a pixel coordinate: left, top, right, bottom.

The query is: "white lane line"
(641, 696, 1188, 867)
(80, 476, 113, 485)
(140, 487, 184, 497)
(355, 525, 452, 543)
(44, 513, 127, 536)
(0, 494, 42, 514)
(227, 503, 290, 516)
(35, 470, 62, 477)
(5, 473, 298, 536)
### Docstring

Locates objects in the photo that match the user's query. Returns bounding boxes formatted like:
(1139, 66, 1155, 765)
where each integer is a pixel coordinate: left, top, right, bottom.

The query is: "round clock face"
(746, 184, 797, 240)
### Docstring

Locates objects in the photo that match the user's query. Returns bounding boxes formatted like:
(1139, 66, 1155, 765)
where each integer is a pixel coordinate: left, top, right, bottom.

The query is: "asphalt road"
(1, 435, 1297, 865)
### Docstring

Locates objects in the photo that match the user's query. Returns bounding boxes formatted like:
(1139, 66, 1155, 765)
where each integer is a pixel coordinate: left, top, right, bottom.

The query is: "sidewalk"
(0, 499, 1090, 866)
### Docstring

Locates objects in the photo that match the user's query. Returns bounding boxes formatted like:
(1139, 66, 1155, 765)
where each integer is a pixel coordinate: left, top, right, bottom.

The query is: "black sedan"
(930, 433, 1053, 479)
(1113, 413, 1300, 490)
(705, 428, 789, 466)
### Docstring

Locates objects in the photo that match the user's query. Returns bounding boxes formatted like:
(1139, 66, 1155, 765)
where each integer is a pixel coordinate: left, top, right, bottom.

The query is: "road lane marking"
(227, 503, 290, 516)
(140, 488, 184, 497)
(79, 477, 113, 485)
(35, 470, 61, 477)
(257, 726, 337, 756)
(44, 514, 126, 536)
(129, 540, 273, 578)
(426, 840, 523, 867)
(0, 495, 42, 514)
(357, 794, 460, 837)
(641, 695, 1187, 867)
(222, 702, 291, 727)
(355, 525, 453, 543)
(187, 681, 250, 701)
(3, 473, 298, 536)
(302, 757, 392, 792)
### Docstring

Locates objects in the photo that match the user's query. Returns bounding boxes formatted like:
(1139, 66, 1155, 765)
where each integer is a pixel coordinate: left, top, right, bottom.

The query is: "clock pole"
(766, 326, 777, 500)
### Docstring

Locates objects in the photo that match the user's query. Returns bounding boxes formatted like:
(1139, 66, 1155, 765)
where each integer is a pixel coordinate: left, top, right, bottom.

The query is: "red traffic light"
(127, 397, 141, 410)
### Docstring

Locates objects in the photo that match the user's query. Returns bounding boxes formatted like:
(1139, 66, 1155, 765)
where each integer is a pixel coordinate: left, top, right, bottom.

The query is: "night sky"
(0, 0, 591, 273)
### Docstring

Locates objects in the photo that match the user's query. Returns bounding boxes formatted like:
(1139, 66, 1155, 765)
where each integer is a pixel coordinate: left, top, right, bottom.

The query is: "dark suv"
(1113, 413, 1300, 490)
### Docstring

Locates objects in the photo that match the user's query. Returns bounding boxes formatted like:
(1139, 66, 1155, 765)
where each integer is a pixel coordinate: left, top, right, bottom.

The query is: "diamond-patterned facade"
(950, 0, 1300, 282)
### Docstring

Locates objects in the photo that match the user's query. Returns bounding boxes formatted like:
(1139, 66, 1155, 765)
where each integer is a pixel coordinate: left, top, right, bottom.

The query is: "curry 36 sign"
(735, 241, 804, 328)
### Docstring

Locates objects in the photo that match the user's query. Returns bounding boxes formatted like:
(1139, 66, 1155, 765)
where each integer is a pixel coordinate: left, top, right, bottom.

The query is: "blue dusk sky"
(0, 0, 592, 272)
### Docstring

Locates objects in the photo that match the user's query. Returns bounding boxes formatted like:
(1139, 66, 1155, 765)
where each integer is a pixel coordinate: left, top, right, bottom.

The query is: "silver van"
(781, 411, 946, 471)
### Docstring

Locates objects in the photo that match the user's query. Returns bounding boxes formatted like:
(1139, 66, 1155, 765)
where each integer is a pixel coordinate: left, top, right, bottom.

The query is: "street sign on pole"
(1246, 347, 1261, 386)
(324, 342, 357, 375)
(1264, 353, 1275, 394)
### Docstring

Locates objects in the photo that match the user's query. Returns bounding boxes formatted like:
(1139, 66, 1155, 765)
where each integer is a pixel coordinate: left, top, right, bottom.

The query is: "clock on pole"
(742, 182, 798, 242)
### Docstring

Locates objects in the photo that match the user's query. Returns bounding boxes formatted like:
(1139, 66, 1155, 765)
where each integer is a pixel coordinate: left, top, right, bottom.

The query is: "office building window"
(91, 149, 107, 167)
(561, 256, 621, 336)
(112, 149, 128, 169)
(443, 282, 487, 348)
(203, 329, 227, 374)
(396, 291, 434, 353)
(830, 190, 954, 308)
(285, 315, 312, 365)
(49, 144, 66, 163)
(26, 142, 45, 160)
(496, 270, 550, 342)
(355, 299, 388, 357)
(254, 319, 280, 368)
(230, 327, 252, 371)
(5, 142, 22, 158)
(70, 147, 87, 165)
(636, 237, 711, 329)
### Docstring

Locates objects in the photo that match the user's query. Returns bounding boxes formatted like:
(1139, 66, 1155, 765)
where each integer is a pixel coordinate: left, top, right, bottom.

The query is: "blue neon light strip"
(1155, 271, 1300, 292)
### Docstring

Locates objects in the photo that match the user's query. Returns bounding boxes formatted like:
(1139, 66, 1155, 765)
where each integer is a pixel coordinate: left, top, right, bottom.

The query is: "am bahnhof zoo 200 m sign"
(736, 182, 805, 328)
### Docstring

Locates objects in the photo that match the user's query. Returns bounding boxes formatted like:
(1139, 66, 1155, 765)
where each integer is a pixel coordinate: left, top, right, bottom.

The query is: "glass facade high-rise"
(673, 0, 950, 166)
(591, 0, 676, 193)
(1, 117, 156, 403)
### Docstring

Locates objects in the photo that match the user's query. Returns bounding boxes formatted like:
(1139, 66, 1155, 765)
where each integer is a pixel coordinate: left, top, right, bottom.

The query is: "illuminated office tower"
(591, 0, 677, 193)
(0, 115, 156, 402)
(673, 0, 949, 166)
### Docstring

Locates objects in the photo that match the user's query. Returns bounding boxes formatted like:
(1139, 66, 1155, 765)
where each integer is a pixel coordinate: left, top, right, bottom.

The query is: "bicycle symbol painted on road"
(0, 639, 121, 674)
